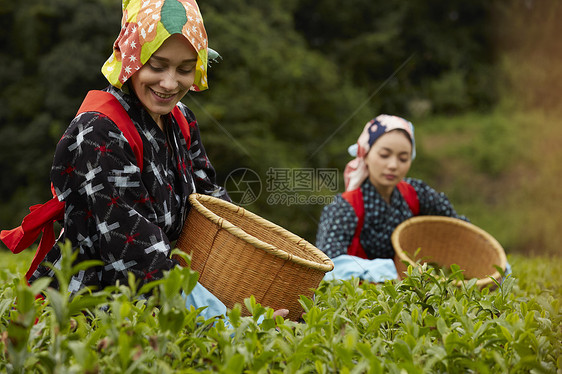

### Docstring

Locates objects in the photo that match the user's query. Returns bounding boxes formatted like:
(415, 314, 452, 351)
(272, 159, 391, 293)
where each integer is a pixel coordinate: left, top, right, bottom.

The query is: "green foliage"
(0, 0, 121, 228)
(406, 109, 562, 256)
(495, 1, 562, 112)
(0, 244, 560, 372)
(293, 0, 499, 114)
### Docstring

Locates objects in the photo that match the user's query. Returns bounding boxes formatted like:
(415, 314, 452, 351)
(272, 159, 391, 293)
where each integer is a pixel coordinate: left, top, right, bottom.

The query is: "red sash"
(342, 181, 419, 259)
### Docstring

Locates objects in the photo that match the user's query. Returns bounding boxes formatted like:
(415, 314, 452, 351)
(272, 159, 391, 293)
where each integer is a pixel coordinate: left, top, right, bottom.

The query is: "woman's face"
(365, 130, 413, 192)
(130, 34, 197, 127)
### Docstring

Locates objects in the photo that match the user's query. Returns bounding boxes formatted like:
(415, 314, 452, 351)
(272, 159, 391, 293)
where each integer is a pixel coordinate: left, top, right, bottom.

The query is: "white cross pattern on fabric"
(157, 201, 173, 228)
(177, 133, 187, 147)
(84, 165, 103, 181)
(121, 165, 140, 174)
(142, 128, 160, 152)
(81, 182, 104, 197)
(56, 187, 72, 201)
(145, 235, 169, 255)
(190, 148, 201, 159)
(107, 165, 141, 192)
(128, 208, 142, 217)
(64, 203, 75, 217)
(77, 233, 94, 250)
(104, 258, 137, 272)
(147, 161, 164, 185)
(194, 169, 208, 179)
(68, 270, 86, 293)
(108, 174, 141, 188)
(109, 175, 137, 188)
(68, 124, 94, 152)
(97, 221, 120, 241)
(108, 130, 128, 146)
(32, 264, 56, 280)
(210, 187, 224, 197)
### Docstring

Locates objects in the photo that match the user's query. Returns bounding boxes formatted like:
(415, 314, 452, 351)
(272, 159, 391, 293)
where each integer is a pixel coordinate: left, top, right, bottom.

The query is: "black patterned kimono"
(29, 86, 229, 292)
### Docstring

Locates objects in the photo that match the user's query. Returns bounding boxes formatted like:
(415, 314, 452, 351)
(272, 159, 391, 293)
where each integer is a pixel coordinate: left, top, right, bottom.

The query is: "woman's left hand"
(273, 309, 289, 318)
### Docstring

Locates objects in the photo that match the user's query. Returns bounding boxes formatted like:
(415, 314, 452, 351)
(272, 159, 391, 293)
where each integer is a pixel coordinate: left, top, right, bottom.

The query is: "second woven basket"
(176, 194, 334, 321)
(391, 216, 507, 289)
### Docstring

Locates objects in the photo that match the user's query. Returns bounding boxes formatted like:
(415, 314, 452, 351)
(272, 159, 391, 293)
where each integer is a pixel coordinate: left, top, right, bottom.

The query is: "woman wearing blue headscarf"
(316, 115, 468, 282)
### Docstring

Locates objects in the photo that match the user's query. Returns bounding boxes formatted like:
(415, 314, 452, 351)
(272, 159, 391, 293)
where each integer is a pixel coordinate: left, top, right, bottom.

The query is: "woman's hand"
(273, 309, 289, 318)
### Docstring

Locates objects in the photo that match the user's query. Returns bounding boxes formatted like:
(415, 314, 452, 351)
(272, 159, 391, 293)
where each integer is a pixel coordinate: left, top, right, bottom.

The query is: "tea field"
(0, 244, 560, 373)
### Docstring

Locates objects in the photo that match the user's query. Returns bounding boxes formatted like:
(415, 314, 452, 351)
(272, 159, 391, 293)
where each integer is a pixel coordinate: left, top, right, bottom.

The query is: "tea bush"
(0, 243, 560, 373)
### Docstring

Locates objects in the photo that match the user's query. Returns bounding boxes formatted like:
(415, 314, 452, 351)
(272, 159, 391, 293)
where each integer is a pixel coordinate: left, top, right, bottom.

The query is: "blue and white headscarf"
(344, 115, 416, 191)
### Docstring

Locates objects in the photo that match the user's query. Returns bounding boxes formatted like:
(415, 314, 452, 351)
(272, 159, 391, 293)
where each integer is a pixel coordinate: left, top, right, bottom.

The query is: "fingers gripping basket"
(391, 216, 507, 289)
(176, 194, 334, 321)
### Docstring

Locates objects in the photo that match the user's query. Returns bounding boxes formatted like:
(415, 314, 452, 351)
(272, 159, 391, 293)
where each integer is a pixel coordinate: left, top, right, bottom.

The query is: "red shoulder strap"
(341, 181, 419, 260)
(77, 92, 191, 163)
(341, 188, 368, 259)
(77, 90, 144, 171)
(78, 91, 191, 163)
(396, 180, 420, 216)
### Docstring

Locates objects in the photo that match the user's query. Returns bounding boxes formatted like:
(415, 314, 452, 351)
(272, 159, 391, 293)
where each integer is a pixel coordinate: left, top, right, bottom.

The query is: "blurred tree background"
(0, 0, 560, 256)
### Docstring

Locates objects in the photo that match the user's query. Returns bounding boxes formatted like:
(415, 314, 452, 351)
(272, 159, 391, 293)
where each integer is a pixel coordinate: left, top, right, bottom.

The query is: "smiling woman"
(130, 35, 198, 129)
(0, 0, 263, 320)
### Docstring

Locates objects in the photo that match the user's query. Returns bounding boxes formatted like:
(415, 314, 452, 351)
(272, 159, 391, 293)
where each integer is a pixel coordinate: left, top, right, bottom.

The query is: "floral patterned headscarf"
(102, 0, 210, 91)
(344, 115, 416, 191)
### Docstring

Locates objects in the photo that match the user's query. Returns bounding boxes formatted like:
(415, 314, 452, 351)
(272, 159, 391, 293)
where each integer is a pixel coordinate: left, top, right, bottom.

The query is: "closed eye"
(148, 63, 165, 72)
(178, 66, 195, 75)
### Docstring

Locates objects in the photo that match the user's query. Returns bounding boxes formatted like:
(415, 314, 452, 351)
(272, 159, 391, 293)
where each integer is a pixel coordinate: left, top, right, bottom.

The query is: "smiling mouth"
(151, 89, 176, 99)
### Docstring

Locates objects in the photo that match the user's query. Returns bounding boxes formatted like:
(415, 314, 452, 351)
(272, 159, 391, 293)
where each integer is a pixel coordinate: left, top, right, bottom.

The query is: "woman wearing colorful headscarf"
(316, 115, 468, 282)
(1, 0, 280, 319)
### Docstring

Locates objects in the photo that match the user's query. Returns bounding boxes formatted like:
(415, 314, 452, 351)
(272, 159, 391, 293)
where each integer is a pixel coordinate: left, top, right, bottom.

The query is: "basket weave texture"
(391, 216, 507, 289)
(176, 194, 334, 321)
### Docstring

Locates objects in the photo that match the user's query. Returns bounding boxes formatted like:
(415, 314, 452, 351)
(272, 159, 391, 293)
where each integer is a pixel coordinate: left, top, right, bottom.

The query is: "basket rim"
(391, 216, 507, 287)
(188, 193, 334, 272)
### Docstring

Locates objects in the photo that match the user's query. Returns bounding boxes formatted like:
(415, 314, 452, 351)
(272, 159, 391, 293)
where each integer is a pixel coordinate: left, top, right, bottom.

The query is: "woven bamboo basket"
(391, 216, 507, 289)
(175, 194, 334, 321)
